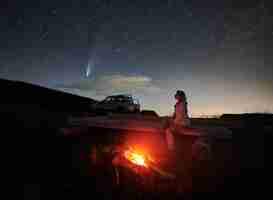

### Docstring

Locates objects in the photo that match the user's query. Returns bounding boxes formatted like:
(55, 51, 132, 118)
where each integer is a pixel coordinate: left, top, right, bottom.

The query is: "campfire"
(124, 149, 147, 167)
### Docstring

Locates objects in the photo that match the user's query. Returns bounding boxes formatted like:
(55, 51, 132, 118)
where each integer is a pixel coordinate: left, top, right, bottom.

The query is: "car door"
(100, 97, 113, 111)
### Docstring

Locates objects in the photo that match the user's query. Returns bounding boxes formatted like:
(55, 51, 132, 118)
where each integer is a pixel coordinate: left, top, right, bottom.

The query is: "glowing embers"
(124, 148, 148, 167)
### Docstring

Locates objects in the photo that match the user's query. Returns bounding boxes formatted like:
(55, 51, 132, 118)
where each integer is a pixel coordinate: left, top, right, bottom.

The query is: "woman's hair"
(175, 90, 187, 102)
(176, 90, 188, 115)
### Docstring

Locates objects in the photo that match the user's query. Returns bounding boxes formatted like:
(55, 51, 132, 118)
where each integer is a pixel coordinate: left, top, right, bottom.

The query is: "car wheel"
(134, 108, 140, 113)
(117, 107, 125, 113)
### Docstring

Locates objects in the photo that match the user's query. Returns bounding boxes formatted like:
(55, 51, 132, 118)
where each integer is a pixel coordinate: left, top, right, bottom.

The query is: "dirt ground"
(3, 110, 268, 199)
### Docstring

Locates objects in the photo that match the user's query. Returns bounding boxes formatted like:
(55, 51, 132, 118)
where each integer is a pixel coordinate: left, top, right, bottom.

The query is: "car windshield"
(104, 97, 113, 102)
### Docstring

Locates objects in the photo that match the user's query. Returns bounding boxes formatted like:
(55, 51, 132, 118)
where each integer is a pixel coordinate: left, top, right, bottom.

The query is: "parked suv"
(92, 94, 140, 113)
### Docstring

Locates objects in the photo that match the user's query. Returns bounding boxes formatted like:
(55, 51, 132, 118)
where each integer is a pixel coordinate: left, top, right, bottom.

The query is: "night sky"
(1, 0, 272, 116)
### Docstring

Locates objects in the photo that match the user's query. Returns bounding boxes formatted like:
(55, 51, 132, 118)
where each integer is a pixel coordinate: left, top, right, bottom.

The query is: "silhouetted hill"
(1, 79, 99, 183)
(1, 78, 97, 114)
(221, 113, 273, 120)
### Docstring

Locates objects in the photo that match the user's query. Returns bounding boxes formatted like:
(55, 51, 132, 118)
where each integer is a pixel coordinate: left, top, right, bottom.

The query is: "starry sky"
(1, 0, 272, 116)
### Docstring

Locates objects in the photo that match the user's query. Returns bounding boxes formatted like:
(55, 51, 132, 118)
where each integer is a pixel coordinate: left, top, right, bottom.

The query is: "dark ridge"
(1, 78, 97, 114)
(220, 113, 273, 120)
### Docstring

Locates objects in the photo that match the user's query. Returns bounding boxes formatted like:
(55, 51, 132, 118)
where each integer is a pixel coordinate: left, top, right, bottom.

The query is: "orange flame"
(124, 149, 147, 167)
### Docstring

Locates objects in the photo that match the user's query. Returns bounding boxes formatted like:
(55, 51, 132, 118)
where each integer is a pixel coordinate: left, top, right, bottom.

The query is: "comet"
(85, 60, 95, 78)
(86, 63, 91, 77)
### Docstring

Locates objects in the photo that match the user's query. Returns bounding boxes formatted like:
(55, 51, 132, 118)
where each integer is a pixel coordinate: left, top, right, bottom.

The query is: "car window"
(104, 97, 112, 102)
